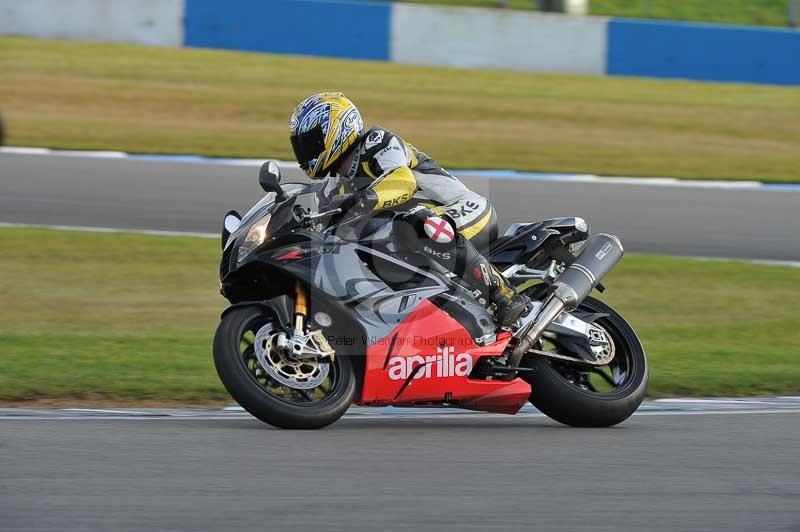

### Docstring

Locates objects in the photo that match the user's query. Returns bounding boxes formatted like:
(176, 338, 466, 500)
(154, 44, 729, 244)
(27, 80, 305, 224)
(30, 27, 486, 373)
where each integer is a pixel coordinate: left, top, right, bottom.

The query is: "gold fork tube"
(294, 280, 307, 331)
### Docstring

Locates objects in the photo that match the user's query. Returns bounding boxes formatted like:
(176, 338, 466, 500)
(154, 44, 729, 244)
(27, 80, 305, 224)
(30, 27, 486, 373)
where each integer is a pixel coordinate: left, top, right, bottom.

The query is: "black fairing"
(266, 196, 299, 235)
(220, 183, 586, 353)
(222, 229, 452, 346)
(484, 217, 589, 268)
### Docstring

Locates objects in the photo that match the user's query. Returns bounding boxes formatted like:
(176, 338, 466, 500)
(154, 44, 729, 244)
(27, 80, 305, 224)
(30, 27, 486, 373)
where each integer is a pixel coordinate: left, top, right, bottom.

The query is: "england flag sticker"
(423, 216, 455, 244)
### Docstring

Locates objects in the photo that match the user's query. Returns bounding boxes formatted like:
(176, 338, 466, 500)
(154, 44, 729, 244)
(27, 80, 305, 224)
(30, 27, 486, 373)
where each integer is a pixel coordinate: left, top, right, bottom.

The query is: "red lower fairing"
(357, 301, 531, 414)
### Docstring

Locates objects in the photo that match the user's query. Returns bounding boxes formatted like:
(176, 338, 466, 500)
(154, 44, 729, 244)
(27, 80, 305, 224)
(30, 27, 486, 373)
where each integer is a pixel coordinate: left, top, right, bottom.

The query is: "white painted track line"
(0, 410, 799, 421)
(2, 398, 799, 421)
(3, 222, 799, 268)
(0, 222, 218, 239)
(4, 146, 799, 192)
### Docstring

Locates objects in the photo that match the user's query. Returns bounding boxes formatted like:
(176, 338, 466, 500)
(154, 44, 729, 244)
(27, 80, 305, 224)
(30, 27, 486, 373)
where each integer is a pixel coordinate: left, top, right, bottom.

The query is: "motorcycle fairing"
(484, 217, 589, 266)
(246, 234, 449, 344)
(359, 300, 531, 414)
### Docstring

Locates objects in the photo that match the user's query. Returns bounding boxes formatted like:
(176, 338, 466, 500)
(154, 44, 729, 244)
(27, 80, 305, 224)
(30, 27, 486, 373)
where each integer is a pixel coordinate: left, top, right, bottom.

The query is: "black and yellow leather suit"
(319, 126, 528, 326)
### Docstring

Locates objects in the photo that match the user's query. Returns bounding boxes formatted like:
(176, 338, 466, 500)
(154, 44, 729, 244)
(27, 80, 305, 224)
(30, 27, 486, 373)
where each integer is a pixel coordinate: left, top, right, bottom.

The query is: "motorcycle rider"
(288, 92, 530, 327)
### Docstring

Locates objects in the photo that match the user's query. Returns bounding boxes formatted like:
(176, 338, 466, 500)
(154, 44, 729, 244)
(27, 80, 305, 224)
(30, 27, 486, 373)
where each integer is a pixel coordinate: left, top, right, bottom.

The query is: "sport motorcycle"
(213, 162, 648, 429)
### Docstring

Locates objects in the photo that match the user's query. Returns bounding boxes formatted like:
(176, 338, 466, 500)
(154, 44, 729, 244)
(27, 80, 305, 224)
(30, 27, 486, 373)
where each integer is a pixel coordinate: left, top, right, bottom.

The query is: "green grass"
(0, 228, 227, 404)
(398, 0, 794, 27)
(1, 228, 798, 404)
(2, 37, 800, 182)
(599, 255, 800, 397)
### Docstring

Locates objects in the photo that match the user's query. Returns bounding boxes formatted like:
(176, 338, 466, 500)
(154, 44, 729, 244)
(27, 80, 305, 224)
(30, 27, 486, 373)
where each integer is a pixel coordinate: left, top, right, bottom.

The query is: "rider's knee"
(393, 207, 459, 267)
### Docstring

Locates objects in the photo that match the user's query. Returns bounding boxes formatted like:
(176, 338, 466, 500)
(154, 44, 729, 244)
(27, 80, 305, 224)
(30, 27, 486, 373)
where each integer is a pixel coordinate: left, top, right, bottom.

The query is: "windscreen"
(237, 182, 324, 228)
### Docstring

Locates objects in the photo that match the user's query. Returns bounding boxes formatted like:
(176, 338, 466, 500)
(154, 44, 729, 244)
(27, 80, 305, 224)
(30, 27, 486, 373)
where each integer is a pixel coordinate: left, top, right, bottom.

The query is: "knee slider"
(393, 208, 458, 265)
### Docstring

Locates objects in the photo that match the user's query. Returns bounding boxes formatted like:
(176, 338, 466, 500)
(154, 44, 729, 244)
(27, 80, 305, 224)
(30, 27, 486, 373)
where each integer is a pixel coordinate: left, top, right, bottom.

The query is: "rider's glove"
(330, 190, 377, 218)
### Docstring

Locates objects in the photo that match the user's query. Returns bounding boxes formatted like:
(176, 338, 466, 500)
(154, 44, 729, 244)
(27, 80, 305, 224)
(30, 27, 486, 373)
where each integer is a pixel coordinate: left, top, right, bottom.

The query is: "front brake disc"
(254, 323, 330, 389)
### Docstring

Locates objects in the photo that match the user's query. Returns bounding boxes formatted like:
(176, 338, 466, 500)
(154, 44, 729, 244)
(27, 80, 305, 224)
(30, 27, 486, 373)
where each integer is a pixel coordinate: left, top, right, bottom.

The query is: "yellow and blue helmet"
(289, 92, 364, 179)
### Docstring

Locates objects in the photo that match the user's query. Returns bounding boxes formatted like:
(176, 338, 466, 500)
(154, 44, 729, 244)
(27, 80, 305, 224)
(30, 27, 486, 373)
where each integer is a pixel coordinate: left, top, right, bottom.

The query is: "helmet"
(289, 92, 364, 179)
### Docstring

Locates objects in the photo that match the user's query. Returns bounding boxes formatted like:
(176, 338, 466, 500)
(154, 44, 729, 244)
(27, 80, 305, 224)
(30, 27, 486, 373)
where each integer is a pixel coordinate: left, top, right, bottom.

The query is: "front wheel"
(521, 295, 648, 427)
(213, 306, 355, 429)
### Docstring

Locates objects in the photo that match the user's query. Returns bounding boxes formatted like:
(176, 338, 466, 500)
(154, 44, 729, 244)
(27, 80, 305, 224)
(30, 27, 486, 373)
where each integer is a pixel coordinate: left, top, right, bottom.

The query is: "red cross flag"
(423, 216, 455, 244)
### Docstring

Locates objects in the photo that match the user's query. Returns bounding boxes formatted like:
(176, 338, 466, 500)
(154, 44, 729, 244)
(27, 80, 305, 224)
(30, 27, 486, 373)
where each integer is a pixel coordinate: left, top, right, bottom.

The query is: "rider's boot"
(460, 242, 531, 328)
(490, 266, 532, 327)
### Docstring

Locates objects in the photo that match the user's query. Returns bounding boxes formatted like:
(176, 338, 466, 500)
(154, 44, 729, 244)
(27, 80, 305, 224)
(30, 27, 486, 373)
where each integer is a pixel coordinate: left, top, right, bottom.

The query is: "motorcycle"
(213, 161, 648, 429)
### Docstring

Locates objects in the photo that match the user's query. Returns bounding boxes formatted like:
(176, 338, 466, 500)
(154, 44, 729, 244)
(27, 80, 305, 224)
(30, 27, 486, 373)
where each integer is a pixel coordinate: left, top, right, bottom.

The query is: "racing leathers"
(319, 126, 529, 327)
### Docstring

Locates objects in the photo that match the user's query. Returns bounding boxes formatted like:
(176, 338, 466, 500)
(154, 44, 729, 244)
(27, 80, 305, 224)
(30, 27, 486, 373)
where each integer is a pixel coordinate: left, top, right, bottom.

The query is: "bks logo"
(387, 346, 473, 381)
(381, 193, 409, 208)
(423, 246, 451, 260)
(445, 200, 480, 220)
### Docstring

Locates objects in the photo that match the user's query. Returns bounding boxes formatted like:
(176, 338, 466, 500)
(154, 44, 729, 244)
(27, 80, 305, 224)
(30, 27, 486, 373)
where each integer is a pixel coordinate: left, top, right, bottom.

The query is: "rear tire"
(521, 296, 648, 427)
(214, 306, 355, 429)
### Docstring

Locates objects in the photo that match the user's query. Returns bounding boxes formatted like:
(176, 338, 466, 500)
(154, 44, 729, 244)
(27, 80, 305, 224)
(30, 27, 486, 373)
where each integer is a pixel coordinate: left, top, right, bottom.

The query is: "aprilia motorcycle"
(214, 162, 648, 429)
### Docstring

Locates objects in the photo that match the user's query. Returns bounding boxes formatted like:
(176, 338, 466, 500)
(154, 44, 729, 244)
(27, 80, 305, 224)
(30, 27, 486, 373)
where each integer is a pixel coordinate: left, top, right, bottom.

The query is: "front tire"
(214, 306, 355, 429)
(521, 296, 648, 427)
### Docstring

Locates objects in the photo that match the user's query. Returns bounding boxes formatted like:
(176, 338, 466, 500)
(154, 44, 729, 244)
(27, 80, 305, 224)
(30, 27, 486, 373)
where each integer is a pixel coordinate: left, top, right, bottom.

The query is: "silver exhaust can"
(551, 233, 624, 309)
(508, 233, 624, 367)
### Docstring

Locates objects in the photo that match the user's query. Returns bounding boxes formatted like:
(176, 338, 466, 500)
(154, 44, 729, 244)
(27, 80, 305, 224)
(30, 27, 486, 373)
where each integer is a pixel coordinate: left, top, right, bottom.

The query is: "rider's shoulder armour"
(355, 125, 407, 180)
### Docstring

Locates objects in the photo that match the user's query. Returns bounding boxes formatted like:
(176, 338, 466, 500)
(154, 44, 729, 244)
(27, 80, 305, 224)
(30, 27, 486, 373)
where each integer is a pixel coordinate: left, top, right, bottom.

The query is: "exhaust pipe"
(508, 233, 624, 368)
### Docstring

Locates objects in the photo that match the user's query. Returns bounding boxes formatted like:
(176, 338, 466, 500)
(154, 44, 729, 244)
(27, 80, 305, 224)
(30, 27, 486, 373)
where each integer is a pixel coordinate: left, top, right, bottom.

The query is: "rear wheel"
(213, 306, 355, 429)
(520, 295, 648, 427)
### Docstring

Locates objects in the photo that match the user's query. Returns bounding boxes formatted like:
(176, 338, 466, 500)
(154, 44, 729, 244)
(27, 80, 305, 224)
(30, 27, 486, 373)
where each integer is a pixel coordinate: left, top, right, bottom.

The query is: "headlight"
(237, 214, 271, 263)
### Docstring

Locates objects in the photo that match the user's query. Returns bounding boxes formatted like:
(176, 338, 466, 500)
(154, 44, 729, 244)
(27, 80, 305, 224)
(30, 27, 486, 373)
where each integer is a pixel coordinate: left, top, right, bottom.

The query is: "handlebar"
(305, 208, 342, 222)
(295, 204, 371, 233)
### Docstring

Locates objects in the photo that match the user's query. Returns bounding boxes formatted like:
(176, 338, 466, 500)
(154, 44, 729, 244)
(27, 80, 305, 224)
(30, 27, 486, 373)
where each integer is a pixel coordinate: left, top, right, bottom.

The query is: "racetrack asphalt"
(1, 404, 799, 532)
(2, 152, 799, 261)
(2, 148, 799, 530)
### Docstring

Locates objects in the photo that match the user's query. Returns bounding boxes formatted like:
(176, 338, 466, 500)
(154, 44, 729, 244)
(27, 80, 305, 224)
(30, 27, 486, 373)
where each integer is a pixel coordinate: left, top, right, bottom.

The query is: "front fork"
(277, 280, 335, 360)
(294, 279, 308, 332)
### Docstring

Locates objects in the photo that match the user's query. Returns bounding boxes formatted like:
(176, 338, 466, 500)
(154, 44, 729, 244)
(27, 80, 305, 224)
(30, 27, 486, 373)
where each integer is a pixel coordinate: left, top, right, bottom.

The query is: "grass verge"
(0, 227, 798, 404)
(1, 37, 799, 182)
(401, 0, 793, 27)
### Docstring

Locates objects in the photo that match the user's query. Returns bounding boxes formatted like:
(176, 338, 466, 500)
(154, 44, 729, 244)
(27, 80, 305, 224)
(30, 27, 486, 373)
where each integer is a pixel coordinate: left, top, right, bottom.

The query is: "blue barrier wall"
(14, 0, 796, 86)
(184, 0, 391, 60)
(607, 19, 800, 86)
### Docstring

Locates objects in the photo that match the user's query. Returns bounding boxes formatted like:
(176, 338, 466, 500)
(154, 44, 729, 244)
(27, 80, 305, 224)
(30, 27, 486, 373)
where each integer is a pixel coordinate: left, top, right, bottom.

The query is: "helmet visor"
(290, 125, 326, 176)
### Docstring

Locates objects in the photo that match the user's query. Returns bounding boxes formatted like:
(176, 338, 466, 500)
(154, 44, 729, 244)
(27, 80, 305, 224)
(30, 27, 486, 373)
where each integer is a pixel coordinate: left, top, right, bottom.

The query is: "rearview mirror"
(224, 213, 241, 234)
(221, 210, 241, 250)
(258, 161, 286, 201)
